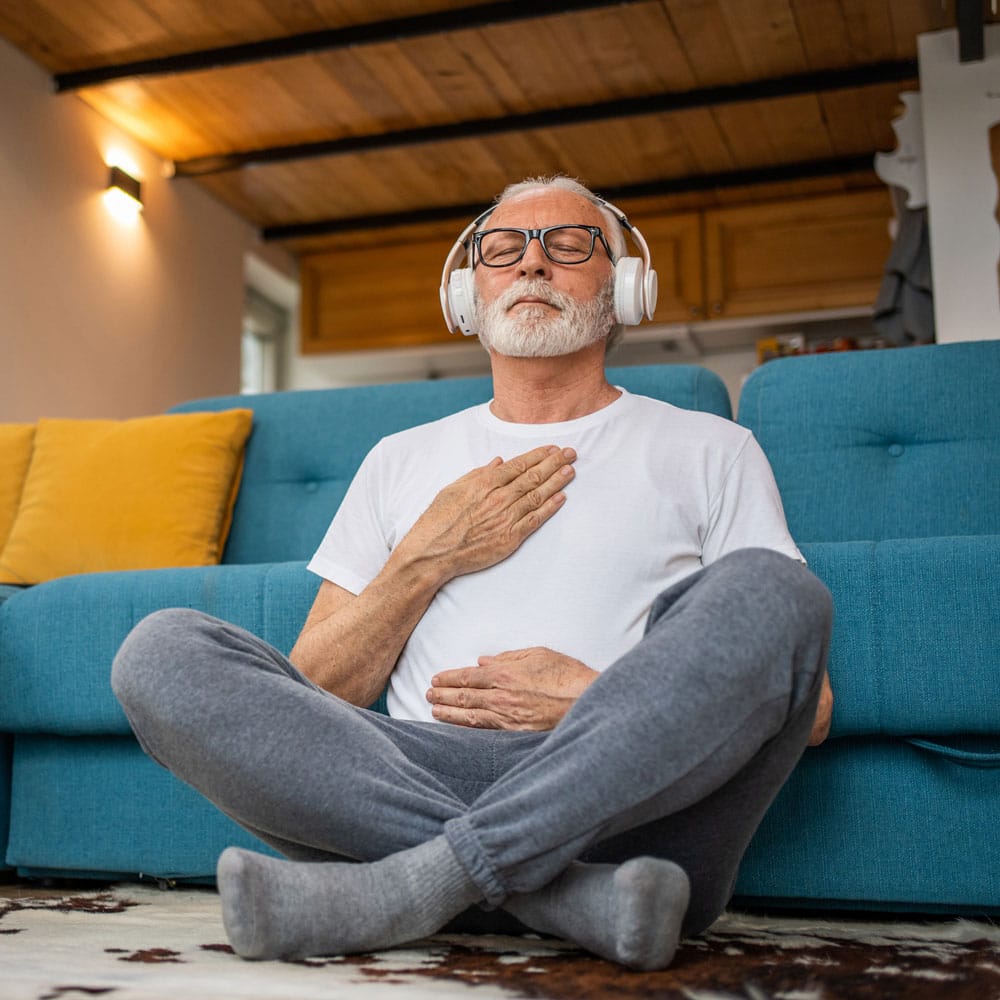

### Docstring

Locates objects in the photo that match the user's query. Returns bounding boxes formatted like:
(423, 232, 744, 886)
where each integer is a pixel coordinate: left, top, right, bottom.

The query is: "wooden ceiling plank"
(445, 27, 532, 113)
(788, 0, 855, 69)
(839, 0, 898, 62)
(551, 2, 682, 98)
(670, 107, 739, 175)
(660, 0, 753, 87)
(615, 2, 700, 92)
(25, 0, 155, 69)
(0, 2, 93, 72)
(715, 0, 809, 80)
(398, 31, 513, 121)
(321, 43, 447, 132)
(266, 55, 377, 140)
(474, 17, 611, 108)
(352, 41, 457, 126)
(754, 93, 834, 164)
(710, 102, 779, 168)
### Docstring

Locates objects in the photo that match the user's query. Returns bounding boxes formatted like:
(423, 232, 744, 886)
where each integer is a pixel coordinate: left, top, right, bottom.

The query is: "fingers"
(489, 445, 577, 489)
(430, 666, 489, 689)
(496, 447, 576, 532)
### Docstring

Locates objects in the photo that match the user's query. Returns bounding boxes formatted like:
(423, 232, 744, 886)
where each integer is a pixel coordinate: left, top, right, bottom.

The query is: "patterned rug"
(1, 881, 999, 999)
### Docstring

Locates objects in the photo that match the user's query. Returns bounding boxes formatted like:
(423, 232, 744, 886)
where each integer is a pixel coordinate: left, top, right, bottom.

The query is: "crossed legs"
(112, 548, 831, 968)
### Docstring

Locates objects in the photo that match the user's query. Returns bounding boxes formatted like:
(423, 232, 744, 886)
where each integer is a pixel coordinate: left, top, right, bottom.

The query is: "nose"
(517, 235, 552, 278)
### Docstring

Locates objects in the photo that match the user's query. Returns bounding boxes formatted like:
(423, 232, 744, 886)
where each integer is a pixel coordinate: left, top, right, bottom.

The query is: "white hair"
(476, 175, 629, 350)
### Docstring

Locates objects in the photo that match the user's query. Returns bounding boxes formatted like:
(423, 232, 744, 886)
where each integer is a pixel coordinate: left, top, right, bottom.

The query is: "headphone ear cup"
(643, 267, 659, 320)
(447, 269, 477, 336)
(613, 257, 645, 327)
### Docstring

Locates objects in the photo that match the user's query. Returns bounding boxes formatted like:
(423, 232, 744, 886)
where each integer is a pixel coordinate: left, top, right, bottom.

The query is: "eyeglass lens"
(478, 226, 596, 266)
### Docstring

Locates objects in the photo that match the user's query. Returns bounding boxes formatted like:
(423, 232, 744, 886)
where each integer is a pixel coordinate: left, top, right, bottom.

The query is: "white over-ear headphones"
(439, 198, 658, 336)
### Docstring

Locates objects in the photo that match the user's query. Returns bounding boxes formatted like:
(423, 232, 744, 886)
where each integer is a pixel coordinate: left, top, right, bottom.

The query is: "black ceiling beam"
(175, 59, 917, 177)
(261, 153, 878, 241)
(956, 0, 986, 61)
(53, 0, 639, 92)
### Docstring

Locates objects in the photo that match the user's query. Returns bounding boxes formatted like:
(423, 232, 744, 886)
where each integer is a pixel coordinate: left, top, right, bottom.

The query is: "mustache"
(495, 279, 572, 312)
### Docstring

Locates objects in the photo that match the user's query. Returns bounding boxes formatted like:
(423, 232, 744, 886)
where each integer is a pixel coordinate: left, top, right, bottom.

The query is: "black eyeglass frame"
(471, 225, 615, 269)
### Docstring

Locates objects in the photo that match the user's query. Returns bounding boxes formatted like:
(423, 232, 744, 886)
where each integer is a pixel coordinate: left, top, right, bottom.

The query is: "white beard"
(476, 277, 616, 358)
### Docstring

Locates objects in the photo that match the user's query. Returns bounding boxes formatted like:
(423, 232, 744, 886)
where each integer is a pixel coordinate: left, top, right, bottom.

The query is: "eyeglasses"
(472, 225, 614, 268)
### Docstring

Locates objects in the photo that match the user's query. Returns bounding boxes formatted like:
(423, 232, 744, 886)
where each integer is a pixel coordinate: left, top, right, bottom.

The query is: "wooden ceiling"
(0, 0, 990, 256)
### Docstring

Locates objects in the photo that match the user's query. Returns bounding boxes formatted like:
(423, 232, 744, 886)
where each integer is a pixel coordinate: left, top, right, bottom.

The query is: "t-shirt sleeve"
(702, 430, 804, 566)
(306, 445, 391, 595)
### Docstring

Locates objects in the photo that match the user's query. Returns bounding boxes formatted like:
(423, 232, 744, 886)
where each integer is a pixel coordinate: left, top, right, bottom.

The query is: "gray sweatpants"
(112, 548, 831, 936)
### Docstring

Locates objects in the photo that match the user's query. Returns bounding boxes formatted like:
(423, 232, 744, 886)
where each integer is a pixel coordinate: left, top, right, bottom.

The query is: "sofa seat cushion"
(0, 561, 318, 735)
(806, 536, 1000, 737)
(735, 735, 1000, 912)
(4, 734, 276, 879)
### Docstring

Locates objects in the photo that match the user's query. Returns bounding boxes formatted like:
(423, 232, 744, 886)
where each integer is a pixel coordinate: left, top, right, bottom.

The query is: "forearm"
(290, 552, 445, 706)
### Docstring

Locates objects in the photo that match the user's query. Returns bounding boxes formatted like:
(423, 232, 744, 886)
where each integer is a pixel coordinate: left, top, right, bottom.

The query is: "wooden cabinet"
(636, 212, 706, 323)
(300, 189, 894, 352)
(300, 237, 459, 354)
(702, 189, 893, 319)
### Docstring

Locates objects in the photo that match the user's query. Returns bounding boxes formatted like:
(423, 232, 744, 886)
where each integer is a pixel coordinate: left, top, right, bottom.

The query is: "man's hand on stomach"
(426, 647, 598, 730)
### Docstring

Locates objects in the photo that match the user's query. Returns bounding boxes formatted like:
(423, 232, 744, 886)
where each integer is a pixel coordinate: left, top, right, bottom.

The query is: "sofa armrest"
(0, 562, 319, 735)
(803, 535, 1000, 738)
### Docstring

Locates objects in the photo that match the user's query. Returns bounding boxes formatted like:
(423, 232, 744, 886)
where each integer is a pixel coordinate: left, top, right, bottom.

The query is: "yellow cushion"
(0, 423, 36, 552)
(0, 409, 253, 585)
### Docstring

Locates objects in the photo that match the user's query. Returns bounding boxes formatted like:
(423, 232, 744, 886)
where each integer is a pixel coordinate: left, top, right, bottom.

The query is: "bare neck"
(488, 345, 621, 423)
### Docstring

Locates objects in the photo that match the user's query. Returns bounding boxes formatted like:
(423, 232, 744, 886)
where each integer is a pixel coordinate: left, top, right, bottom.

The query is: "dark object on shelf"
(872, 206, 935, 346)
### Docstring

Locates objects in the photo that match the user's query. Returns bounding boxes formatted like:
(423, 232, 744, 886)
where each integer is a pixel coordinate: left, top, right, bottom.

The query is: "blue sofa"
(1, 345, 995, 916)
(0, 364, 730, 883)
(733, 340, 999, 915)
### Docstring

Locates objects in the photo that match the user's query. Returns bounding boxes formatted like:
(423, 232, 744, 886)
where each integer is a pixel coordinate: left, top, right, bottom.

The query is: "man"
(112, 176, 833, 972)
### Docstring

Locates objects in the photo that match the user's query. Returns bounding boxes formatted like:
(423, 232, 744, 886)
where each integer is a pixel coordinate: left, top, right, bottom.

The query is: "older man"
(112, 176, 833, 971)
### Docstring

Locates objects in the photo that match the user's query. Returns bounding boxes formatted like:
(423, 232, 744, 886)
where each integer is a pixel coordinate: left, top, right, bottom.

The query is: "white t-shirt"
(307, 390, 801, 721)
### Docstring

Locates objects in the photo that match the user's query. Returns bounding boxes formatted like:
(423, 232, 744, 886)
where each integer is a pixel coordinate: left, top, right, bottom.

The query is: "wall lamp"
(104, 164, 143, 222)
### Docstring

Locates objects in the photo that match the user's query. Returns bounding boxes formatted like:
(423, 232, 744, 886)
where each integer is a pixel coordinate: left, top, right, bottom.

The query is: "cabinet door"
(300, 239, 458, 353)
(703, 190, 893, 319)
(636, 212, 705, 323)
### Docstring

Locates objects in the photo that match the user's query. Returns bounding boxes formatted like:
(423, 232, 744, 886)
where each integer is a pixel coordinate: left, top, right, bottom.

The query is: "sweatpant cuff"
(443, 817, 506, 907)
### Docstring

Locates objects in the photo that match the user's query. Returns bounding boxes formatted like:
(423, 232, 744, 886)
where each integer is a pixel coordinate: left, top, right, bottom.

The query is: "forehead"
(486, 188, 606, 230)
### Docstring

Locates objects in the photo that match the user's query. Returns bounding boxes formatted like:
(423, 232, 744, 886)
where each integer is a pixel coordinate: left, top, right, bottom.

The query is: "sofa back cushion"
(172, 365, 732, 565)
(737, 342, 1000, 542)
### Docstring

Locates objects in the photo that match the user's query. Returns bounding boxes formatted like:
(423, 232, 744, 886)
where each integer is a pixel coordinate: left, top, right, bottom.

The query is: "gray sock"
(217, 836, 481, 960)
(503, 857, 690, 970)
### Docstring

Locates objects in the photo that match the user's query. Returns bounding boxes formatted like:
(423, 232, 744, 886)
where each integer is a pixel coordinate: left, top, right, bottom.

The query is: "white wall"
(919, 26, 1000, 342)
(0, 37, 256, 421)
